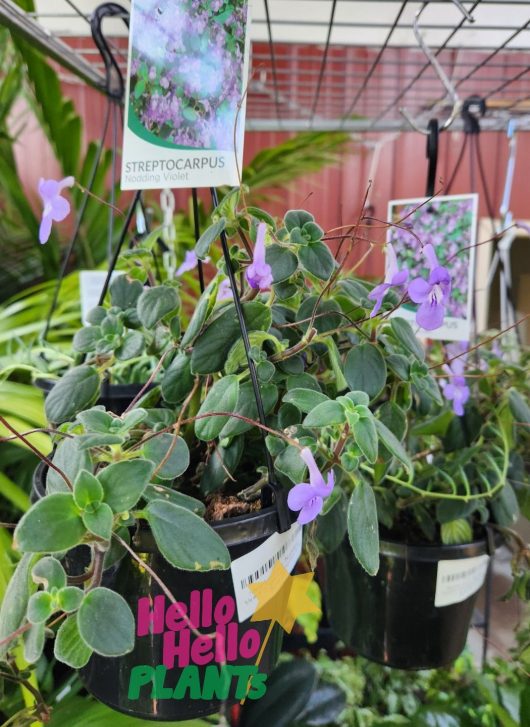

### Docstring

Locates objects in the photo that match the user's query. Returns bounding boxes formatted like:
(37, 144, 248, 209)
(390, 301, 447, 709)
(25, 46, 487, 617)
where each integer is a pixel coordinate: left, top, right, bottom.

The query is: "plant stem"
(0, 416, 72, 490)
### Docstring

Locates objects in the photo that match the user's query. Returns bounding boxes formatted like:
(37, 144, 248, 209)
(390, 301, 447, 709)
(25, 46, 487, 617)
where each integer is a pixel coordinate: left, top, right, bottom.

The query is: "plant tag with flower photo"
(386, 194, 478, 341)
(230, 523, 303, 622)
(121, 0, 251, 190)
(434, 554, 489, 607)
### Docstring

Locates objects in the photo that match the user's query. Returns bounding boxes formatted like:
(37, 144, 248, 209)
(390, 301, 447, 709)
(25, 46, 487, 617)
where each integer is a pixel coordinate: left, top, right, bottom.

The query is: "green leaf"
(265, 244, 298, 283)
(224, 332, 282, 375)
(57, 586, 84, 613)
(275, 445, 307, 484)
(195, 217, 227, 260)
(440, 519, 473, 545)
(324, 338, 348, 392)
(374, 419, 413, 473)
(508, 388, 530, 424)
(195, 376, 240, 441)
(45, 366, 101, 423)
(283, 388, 329, 413)
(98, 460, 155, 512)
(73, 470, 103, 510)
(15, 494, 85, 553)
(24, 622, 45, 663)
(491, 483, 519, 527)
(143, 484, 205, 515)
(77, 433, 124, 450)
(284, 209, 315, 232)
(161, 352, 194, 404)
(32, 556, 66, 591)
(180, 278, 219, 347)
(387, 353, 411, 381)
(143, 434, 190, 480)
(296, 683, 346, 727)
(352, 416, 378, 463)
(115, 331, 145, 361)
(27, 591, 53, 624)
(77, 587, 135, 657)
(137, 286, 179, 328)
(191, 302, 272, 374)
(109, 274, 143, 310)
(0, 553, 36, 659)
(77, 409, 113, 434)
(54, 614, 93, 668)
(72, 327, 101, 353)
(411, 410, 453, 436)
(299, 242, 335, 280)
(218, 381, 278, 438)
(344, 344, 387, 401)
(347, 480, 380, 576)
(46, 438, 92, 494)
(304, 401, 346, 427)
(82, 502, 113, 540)
(390, 318, 425, 361)
(145, 501, 230, 571)
(316, 489, 348, 554)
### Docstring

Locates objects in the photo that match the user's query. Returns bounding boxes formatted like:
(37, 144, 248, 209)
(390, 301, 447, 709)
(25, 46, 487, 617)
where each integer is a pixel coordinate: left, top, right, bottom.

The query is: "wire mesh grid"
(3, 0, 530, 131)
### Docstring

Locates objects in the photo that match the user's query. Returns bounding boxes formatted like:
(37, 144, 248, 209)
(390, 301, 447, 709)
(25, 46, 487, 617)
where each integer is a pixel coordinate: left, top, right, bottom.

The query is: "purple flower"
(407, 244, 452, 331)
(287, 447, 334, 525)
(442, 358, 470, 416)
(176, 251, 198, 276)
(368, 243, 408, 317)
(245, 223, 273, 290)
(38, 176, 74, 244)
(217, 278, 233, 301)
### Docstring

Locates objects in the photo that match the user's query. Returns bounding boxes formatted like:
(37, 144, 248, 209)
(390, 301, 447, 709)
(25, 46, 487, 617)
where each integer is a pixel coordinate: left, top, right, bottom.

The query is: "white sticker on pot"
(230, 522, 303, 622)
(435, 554, 490, 608)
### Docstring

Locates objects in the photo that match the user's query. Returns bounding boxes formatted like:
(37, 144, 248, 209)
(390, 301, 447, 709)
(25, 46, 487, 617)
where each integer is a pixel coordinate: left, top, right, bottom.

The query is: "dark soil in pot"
(32, 462, 290, 721)
(34, 378, 153, 416)
(323, 535, 495, 670)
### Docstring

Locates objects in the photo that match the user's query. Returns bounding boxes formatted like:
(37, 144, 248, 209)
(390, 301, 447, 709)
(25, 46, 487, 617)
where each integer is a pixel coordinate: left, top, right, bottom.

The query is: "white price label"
(230, 523, 303, 622)
(435, 554, 490, 607)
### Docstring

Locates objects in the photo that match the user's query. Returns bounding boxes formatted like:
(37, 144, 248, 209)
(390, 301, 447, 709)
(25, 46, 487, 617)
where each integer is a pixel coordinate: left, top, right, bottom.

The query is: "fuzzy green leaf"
(146, 500, 230, 571)
(137, 286, 179, 328)
(143, 434, 190, 480)
(98, 460, 155, 512)
(195, 375, 240, 441)
(14, 494, 85, 553)
(195, 217, 227, 259)
(73, 470, 103, 510)
(27, 591, 54, 624)
(54, 614, 93, 668)
(82, 502, 113, 540)
(344, 344, 387, 401)
(347, 480, 380, 576)
(31, 556, 66, 591)
(45, 366, 101, 424)
(304, 401, 346, 427)
(77, 587, 135, 657)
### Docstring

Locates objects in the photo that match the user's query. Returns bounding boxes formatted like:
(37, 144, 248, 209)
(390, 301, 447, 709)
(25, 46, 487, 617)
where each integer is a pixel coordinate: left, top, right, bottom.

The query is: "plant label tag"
(121, 0, 251, 190)
(79, 271, 118, 324)
(434, 554, 490, 607)
(386, 193, 479, 341)
(230, 523, 303, 622)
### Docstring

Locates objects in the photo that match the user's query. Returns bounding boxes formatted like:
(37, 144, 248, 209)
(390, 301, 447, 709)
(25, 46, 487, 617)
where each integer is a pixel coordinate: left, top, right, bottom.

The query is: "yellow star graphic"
(240, 561, 321, 704)
(248, 560, 320, 634)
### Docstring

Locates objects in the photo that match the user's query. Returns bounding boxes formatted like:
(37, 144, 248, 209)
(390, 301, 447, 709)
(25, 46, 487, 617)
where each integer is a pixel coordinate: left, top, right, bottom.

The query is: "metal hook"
(400, 0, 475, 135)
(90, 3, 129, 101)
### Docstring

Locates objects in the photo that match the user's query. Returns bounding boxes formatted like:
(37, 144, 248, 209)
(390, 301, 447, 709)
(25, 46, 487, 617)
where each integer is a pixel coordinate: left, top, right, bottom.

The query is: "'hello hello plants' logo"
(127, 562, 319, 703)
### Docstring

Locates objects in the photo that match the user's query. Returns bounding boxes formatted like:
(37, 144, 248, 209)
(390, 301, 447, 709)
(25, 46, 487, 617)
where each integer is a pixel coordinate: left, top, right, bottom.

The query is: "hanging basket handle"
(90, 3, 129, 101)
(210, 188, 291, 533)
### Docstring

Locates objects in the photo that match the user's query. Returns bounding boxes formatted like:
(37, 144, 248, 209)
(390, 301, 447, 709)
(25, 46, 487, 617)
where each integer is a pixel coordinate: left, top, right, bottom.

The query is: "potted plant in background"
(0, 188, 529, 723)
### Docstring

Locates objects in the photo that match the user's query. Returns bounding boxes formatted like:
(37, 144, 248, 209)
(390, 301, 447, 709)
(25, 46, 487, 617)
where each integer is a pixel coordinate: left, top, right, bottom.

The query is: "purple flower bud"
(245, 223, 273, 291)
(368, 243, 408, 318)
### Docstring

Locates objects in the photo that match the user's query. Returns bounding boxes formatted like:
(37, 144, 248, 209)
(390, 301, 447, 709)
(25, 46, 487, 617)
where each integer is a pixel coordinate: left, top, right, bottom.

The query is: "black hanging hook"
(90, 3, 130, 101)
(461, 95, 486, 135)
(425, 118, 439, 197)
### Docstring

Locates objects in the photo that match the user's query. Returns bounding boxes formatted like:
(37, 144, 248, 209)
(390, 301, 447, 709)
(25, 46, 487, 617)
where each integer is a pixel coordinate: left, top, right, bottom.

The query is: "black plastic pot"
(34, 378, 152, 416)
(323, 536, 494, 670)
(32, 463, 288, 721)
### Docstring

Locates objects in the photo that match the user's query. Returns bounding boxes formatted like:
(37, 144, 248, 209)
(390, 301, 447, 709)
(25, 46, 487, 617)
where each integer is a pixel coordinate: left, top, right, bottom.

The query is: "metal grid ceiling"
(4, 0, 530, 131)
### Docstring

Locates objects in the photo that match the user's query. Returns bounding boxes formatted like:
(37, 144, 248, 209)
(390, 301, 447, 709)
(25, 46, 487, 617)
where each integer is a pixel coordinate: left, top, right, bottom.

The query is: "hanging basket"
(31, 462, 290, 720)
(323, 535, 496, 670)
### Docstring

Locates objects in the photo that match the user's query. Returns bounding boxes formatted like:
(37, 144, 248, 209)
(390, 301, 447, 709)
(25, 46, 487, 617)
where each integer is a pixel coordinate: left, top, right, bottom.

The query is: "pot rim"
(32, 461, 287, 547)
(378, 533, 500, 561)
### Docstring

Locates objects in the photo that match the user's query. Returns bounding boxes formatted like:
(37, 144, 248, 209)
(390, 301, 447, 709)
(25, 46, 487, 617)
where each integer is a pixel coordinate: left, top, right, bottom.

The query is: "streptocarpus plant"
(0, 187, 529, 675)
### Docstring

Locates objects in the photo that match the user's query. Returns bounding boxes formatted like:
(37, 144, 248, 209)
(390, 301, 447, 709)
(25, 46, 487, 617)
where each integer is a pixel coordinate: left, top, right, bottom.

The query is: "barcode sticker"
(434, 554, 490, 607)
(230, 522, 303, 622)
